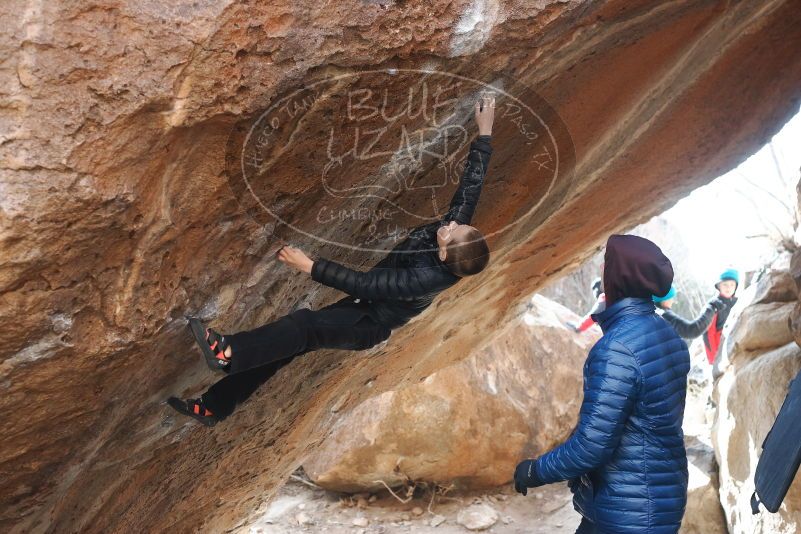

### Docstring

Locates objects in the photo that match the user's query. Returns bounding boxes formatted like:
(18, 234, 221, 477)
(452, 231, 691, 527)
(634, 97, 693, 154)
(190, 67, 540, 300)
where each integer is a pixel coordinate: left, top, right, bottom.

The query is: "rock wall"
(302, 295, 598, 492)
(682, 434, 727, 534)
(3, 1, 801, 532)
(712, 250, 801, 533)
(681, 337, 728, 534)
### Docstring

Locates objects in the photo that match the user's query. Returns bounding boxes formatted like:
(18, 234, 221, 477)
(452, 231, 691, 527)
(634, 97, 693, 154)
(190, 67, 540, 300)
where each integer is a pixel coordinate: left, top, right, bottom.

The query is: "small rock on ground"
(457, 504, 499, 531)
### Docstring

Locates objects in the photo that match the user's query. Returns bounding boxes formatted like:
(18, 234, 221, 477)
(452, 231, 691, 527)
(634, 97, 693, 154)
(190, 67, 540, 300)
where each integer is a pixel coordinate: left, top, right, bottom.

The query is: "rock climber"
(567, 277, 605, 333)
(658, 269, 739, 364)
(514, 234, 691, 534)
(167, 95, 496, 426)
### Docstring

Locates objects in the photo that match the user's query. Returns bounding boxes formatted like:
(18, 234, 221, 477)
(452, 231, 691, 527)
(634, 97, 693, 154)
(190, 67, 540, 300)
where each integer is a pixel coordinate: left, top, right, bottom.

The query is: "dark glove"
(514, 459, 544, 495)
(709, 297, 727, 312)
(567, 476, 580, 494)
(718, 295, 736, 309)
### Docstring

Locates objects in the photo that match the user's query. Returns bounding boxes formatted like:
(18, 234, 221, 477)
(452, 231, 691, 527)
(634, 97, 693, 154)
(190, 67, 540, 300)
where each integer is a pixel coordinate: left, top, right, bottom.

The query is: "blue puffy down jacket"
(535, 298, 691, 534)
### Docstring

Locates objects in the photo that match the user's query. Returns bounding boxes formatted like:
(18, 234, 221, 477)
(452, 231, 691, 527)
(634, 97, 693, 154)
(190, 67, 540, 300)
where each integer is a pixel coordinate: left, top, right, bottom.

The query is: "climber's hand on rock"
(277, 245, 314, 274)
(476, 94, 495, 136)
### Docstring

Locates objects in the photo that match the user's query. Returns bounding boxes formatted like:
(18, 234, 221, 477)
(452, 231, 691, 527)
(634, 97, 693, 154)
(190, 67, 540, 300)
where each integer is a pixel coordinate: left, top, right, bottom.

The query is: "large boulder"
(302, 295, 598, 491)
(714, 342, 801, 533)
(724, 301, 794, 357)
(713, 252, 801, 533)
(790, 247, 801, 347)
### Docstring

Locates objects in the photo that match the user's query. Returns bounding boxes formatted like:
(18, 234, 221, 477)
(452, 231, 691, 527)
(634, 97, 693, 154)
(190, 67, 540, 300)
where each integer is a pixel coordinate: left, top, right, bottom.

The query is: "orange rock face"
(2, 1, 801, 532)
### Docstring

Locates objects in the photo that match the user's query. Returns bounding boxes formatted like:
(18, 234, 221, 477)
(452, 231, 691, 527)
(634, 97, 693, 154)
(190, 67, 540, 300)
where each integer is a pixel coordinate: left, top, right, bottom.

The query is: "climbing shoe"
(167, 397, 218, 427)
(188, 317, 231, 371)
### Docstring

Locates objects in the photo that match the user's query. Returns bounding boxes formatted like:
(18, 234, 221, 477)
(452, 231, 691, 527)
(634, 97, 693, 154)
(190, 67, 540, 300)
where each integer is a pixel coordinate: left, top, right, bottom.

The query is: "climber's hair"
(444, 227, 490, 277)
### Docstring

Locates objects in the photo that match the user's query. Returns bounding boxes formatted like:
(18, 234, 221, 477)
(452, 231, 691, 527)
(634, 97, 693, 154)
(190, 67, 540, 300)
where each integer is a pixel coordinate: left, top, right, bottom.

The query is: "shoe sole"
(167, 397, 217, 427)
(188, 317, 228, 372)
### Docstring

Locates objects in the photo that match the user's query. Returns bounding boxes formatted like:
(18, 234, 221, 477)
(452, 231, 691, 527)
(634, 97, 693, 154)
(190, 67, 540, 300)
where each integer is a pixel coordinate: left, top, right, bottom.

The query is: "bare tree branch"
(732, 184, 790, 243)
(735, 172, 794, 216)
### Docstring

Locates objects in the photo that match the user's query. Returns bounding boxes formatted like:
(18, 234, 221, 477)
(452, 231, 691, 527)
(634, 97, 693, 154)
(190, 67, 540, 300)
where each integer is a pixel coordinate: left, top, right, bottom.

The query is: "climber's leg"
(223, 313, 308, 373)
(177, 300, 390, 422)
(170, 301, 391, 424)
(166, 396, 219, 426)
(199, 359, 290, 420)
(188, 318, 233, 371)
(225, 299, 391, 375)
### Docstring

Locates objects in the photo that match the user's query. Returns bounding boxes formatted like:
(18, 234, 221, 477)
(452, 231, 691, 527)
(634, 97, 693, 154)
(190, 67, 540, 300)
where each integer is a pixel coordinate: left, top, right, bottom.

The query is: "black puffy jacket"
(662, 302, 717, 339)
(311, 136, 492, 328)
(662, 296, 736, 339)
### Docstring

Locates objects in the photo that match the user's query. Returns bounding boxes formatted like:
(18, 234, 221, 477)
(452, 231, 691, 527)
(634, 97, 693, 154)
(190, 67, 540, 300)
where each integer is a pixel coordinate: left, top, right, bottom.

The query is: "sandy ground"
(243, 476, 581, 534)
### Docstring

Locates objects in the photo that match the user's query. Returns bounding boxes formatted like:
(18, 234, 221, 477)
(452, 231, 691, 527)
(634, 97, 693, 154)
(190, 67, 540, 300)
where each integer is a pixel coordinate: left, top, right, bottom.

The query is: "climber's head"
(602, 234, 674, 306)
(437, 220, 490, 277)
(715, 268, 739, 298)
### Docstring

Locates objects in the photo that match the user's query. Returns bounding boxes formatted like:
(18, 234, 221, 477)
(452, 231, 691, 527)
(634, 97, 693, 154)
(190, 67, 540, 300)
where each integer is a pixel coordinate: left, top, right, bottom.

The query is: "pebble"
(456, 503, 499, 531)
(411, 506, 424, 516)
(430, 515, 446, 527)
(295, 512, 313, 526)
(352, 516, 369, 527)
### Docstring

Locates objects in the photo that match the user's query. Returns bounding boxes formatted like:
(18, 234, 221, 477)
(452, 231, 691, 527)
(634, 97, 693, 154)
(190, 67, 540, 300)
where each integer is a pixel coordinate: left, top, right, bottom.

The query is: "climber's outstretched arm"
(442, 95, 495, 225)
(662, 298, 723, 339)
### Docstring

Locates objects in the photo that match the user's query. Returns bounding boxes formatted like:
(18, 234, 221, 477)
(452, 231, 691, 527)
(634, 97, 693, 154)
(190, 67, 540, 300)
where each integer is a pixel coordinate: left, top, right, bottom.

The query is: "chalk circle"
(225, 69, 574, 257)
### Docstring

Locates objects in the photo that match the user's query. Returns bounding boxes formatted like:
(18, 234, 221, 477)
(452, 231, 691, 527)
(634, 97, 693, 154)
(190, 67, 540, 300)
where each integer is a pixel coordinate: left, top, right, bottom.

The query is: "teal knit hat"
(653, 285, 677, 303)
(716, 268, 740, 288)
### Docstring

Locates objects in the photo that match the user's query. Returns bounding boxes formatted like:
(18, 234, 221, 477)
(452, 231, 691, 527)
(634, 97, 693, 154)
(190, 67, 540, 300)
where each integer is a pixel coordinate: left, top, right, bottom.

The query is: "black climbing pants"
(202, 298, 392, 419)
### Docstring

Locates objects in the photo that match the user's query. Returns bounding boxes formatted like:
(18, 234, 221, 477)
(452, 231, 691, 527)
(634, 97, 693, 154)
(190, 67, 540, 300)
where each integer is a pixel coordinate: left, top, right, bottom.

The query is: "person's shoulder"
(586, 336, 640, 378)
(611, 312, 686, 362)
(596, 314, 656, 353)
(592, 333, 634, 357)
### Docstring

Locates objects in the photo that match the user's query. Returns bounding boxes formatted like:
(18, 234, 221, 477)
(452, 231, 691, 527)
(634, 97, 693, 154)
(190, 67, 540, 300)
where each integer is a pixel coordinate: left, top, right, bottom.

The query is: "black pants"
(575, 517, 597, 534)
(202, 298, 392, 419)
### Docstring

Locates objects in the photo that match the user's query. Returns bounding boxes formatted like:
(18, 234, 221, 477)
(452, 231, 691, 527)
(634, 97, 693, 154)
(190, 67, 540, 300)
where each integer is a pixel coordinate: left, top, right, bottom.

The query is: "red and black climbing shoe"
(188, 317, 231, 371)
(167, 397, 218, 427)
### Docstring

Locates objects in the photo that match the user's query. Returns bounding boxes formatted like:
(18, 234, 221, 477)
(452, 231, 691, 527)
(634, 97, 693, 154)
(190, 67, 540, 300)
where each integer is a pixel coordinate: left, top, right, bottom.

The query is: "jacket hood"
(603, 235, 673, 306)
